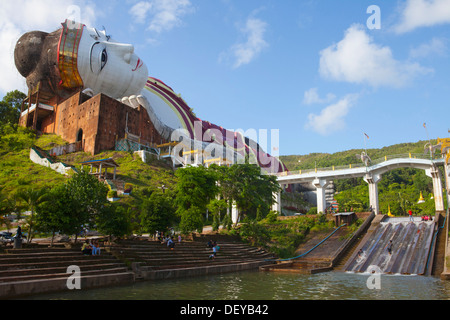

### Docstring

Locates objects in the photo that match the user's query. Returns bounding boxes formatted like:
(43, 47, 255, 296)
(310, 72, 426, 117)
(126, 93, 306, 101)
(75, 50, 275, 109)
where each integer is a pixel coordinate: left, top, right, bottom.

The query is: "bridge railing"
(274, 153, 441, 177)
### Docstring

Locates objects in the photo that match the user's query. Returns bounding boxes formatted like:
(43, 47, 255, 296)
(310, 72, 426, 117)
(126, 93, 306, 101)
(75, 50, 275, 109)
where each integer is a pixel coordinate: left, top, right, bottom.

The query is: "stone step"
(0, 263, 127, 278)
(0, 258, 120, 271)
(110, 247, 271, 256)
(148, 258, 268, 270)
(142, 255, 269, 266)
(0, 253, 116, 265)
(0, 267, 128, 283)
(5, 248, 78, 254)
(115, 241, 250, 248)
(0, 271, 135, 294)
(110, 244, 267, 254)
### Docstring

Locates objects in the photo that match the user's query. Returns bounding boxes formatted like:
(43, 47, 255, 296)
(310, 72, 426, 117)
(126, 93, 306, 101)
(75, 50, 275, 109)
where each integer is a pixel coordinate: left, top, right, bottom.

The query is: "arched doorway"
(76, 128, 83, 142)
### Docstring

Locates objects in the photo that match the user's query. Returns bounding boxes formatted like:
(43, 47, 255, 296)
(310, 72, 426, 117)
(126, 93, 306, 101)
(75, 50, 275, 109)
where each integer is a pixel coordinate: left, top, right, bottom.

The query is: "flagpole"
(363, 133, 368, 154)
(364, 134, 367, 154)
(423, 123, 432, 159)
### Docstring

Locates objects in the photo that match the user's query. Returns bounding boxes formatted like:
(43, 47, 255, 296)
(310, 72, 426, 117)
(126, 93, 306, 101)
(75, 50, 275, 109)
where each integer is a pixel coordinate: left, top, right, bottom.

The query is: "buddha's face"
(77, 25, 148, 99)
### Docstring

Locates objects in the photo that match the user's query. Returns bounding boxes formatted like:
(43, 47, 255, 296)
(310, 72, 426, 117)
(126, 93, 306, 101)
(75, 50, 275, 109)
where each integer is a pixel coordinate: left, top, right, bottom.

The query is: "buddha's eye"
(101, 49, 107, 70)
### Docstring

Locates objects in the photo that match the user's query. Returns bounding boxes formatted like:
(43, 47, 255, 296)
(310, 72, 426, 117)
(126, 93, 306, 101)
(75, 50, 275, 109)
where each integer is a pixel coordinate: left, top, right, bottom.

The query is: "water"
(30, 271, 450, 300)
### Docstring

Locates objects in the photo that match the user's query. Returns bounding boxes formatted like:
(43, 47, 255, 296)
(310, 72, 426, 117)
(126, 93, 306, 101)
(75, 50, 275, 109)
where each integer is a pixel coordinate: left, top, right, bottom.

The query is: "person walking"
(408, 210, 414, 222)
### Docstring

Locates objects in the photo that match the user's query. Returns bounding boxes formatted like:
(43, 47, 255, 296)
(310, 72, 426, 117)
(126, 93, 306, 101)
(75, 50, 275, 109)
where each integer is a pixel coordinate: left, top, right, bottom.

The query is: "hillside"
(279, 139, 441, 216)
(0, 128, 177, 195)
(280, 140, 437, 172)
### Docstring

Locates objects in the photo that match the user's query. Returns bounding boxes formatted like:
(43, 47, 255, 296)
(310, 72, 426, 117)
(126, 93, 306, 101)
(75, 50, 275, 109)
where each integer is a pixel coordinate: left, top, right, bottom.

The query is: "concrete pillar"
(312, 179, 330, 214)
(444, 164, 450, 196)
(231, 201, 239, 224)
(426, 165, 444, 212)
(364, 173, 382, 215)
(272, 189, 282, 213)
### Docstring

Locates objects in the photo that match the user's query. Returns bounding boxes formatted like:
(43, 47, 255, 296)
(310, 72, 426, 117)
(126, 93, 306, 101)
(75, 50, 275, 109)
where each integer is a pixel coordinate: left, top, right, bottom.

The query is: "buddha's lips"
(132, 58, 143, 71)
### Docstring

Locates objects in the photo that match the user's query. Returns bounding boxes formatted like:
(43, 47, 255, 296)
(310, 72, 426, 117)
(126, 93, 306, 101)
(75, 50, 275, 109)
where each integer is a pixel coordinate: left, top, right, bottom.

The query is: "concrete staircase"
(109, 239, 275, 280)
(0, 245, 134, 299)
(0, 238, 275, 298)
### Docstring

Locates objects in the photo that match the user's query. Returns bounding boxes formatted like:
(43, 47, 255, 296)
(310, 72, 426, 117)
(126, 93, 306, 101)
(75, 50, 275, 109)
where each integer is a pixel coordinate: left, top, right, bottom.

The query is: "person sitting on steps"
(81, 240, 92, 255)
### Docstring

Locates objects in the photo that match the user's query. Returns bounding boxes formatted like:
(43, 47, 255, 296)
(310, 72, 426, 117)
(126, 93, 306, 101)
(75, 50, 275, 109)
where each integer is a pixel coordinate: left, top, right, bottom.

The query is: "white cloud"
(221, 16, 269, 69)
(303, 88, 336, 105)
(305, 94, 358, 136)
(129, 1, 153, 24)
(409, 37, 448, 59)
(394, 0, 450, 34)
(129, 0, 194, 34)
(0, 0, 97, 96)
(319, 24, 432, 88)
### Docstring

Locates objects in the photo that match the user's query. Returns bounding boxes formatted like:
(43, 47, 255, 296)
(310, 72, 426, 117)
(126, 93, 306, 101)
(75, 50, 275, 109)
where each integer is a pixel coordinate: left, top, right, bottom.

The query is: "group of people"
(158, 232, 182, 250)
(207, 240, 220, 260)
(81, 239, 101, 256)
(409, 210, 434, 222)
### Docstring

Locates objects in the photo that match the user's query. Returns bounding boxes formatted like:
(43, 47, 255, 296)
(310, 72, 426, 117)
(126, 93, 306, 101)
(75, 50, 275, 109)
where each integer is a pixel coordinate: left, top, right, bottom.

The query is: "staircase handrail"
(265, 223, 346, 262)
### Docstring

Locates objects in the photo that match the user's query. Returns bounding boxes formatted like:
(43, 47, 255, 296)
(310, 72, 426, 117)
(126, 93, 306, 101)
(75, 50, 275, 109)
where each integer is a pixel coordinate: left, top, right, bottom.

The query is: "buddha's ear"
(14, 31, 48, 78)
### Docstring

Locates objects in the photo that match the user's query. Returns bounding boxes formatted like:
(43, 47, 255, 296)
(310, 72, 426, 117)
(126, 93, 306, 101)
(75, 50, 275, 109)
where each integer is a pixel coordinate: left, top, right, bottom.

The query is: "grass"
(59, 150, 177, 190)
(0, 131, 177, 197)
(0, 148, 67, 195)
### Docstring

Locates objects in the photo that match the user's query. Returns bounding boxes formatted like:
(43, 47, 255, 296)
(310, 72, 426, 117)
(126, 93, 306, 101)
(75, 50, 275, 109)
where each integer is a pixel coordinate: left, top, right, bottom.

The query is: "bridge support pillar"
(426, 165, 444, 211)
(272, 184, 285, 214)
(272, 190, 281, 213)
(231, 201, 239, 224)
(445, 164, 450, 195)
(364, 173, 382, 215)
(312, 179, 330, 214)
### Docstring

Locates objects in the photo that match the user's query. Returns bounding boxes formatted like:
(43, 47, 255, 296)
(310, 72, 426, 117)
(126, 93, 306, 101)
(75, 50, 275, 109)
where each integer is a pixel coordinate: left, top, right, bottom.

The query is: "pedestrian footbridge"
(272, 154, 448, 215)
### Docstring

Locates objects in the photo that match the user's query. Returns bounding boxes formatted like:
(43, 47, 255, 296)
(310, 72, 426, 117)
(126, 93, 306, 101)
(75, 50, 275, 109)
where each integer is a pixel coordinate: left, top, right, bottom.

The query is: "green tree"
(66, 170, 109, 237)
(36, 183, 74, 246)
(175, 166, 218, 233)
(179, 206, 204, 234)
(140, 191, 175, 236)
(0, 90, 26, 128)
(207, 199, 227, 231)
(96, 202, 132, 242)
(17, 187, 48, 242)
(226, 164, 281, 223)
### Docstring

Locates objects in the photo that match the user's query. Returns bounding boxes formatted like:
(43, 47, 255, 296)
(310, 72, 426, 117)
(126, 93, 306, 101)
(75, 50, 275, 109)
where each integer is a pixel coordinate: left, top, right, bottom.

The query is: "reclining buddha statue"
(14, 19, 286, 173)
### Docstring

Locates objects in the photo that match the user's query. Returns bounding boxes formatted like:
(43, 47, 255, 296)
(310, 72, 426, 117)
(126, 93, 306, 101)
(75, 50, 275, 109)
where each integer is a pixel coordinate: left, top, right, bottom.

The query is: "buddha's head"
(15, 19, 148, 99)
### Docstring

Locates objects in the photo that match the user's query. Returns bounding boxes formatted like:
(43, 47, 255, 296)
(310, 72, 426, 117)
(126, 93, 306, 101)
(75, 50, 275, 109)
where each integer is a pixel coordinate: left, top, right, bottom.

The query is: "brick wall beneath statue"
(30, 91, 164, 155)
(94, 95, 164, 154)
(53, 92, 101, 155)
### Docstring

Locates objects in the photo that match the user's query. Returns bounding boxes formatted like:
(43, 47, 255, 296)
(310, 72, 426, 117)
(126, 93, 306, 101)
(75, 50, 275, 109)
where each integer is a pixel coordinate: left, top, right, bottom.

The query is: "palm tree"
(17, 187, 48, 243)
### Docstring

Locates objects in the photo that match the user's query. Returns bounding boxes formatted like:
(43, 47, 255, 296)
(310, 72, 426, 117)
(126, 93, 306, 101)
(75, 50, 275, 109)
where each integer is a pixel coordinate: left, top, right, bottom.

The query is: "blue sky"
(1, 0, 450, 156)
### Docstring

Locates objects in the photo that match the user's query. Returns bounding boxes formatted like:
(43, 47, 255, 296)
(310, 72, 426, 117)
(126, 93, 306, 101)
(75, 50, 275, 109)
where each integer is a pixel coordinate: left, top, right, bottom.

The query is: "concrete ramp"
(345, 218, 436, 275)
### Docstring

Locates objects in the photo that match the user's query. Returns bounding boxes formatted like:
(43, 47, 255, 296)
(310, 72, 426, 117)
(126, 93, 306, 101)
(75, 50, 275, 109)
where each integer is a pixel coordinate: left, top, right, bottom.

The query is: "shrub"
(107, 190, 118, 198)
(124, 183, 133, 193)
(264, 210, 278, 223)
